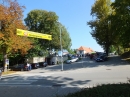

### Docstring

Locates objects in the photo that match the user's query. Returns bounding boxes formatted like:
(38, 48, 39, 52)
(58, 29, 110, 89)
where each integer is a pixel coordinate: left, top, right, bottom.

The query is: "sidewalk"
(2, 71, 27, 78)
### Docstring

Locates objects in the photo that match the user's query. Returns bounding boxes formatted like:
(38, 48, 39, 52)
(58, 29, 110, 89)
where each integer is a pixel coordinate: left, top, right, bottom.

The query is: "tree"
(87, 0, 115, 55)
(67, 49, 75, 55)
(111, 0, 130, 49)
(0, 0, 32, 71)
(24, 9, 72, 53)
(55, 23, 72, 50)
(25, 39, 45, 58)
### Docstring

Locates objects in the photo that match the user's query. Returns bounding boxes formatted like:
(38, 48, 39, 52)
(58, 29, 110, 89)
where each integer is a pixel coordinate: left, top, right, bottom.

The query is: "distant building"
(76, 46, 94, 55)
(62, 51, 69, 56)
(58, 50, 69, 56)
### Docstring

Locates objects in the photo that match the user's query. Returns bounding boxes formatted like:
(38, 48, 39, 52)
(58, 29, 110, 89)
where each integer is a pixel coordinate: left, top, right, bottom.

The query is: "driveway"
(1, 55, 130, 97)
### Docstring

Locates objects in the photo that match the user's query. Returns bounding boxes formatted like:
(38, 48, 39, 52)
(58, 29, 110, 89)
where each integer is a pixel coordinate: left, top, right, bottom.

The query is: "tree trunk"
(3, 52, 8, 72)
(105, 45, 109, 56)
(117, 46, 120, 55)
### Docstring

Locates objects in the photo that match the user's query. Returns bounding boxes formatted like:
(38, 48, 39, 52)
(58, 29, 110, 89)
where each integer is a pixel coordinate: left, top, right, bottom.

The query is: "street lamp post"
(59, 23, 63, 71)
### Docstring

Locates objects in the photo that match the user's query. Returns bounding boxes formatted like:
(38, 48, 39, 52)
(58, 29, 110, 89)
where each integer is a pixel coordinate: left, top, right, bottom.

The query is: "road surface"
(0, 55, 130, 97)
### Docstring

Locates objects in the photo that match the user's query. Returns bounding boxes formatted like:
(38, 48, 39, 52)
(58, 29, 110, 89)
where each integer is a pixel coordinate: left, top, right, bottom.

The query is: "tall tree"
(24, 9, 72, 52)
(87, 0, 115, 55)
(0, 0, 32, 71)
(54, 22, 72, 50)
(61, 26, 72, 49)
(111, 0, 130, 49)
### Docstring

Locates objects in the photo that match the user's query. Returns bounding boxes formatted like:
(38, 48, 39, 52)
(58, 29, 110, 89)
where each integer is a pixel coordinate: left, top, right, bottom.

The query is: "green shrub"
(121, 51, 130, 58)
(59, 83, 130, 97)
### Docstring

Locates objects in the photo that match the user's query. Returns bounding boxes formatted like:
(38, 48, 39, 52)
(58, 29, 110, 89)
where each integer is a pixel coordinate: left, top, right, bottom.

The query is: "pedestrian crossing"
(0, 73, 54, 86)
(0, 78, 39, 85)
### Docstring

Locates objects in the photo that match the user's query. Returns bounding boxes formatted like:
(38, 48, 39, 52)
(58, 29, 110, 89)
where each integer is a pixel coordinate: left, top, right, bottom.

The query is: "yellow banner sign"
(16, 29, 52, 40)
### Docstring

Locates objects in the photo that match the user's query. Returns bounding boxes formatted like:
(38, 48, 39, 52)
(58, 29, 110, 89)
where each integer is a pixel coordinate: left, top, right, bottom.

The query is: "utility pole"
(59, 22, 63, 71)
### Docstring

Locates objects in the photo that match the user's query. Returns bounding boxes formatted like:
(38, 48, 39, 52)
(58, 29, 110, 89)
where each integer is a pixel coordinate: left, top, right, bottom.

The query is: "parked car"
(0, 62, 4, 72)
(31, 63, 39, 69)
(95, 55, 108, 62)
(66, 57, 79, 64)
(10, 64, 28, 71)
(0, 67, 4, 72)
(39, 62, 48, 67)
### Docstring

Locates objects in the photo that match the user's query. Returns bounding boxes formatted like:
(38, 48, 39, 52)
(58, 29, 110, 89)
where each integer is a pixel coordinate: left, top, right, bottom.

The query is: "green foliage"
(121, 51, 130, 58)
(59, 83, 130, 97)
(111, 0, 130, 48)
(88, 0, 116, 55)
(25, 39, 43, 58)
(67, 49, 76, 54)
(60, 25, 72, 49)
(24, 9, 72, 54)
(91, 0, 112, 19)
(9, 53, 25, 66)
(109, 45, 116, 53)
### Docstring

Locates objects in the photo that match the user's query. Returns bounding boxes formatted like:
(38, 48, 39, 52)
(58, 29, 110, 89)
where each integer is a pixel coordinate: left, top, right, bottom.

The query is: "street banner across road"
(16, 29, 52, 40)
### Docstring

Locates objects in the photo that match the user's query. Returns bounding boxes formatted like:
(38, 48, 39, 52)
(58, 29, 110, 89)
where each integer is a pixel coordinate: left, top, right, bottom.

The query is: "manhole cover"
(106, 69, 111, 70)
(52, 84, 62, 87)
(39, 72, 44, 73)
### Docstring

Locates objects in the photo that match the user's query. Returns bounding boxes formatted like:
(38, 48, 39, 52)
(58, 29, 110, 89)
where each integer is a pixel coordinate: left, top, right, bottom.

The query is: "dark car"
(10, 64, 28, 71)
(0, 62, 4, 72)
(95, 55, 108, 62)
(39, 62, 48, 67)
(31, 63, 39, 69)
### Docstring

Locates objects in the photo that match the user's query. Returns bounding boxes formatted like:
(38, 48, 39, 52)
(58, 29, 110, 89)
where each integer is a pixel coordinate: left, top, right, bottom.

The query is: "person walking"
(29, 63, 31, 71)
(27, 63, 30, 71)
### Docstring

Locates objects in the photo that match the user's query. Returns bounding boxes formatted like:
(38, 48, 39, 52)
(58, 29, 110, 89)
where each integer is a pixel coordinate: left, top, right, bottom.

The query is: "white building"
(77, 46, 94, 55)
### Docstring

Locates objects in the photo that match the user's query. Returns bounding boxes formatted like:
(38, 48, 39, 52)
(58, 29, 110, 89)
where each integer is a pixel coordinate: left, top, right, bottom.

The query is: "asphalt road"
(1, 55, 130, 97)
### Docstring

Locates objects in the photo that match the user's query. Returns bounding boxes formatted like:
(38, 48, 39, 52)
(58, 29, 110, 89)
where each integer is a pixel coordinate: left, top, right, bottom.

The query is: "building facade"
(77, 46, 94, 56)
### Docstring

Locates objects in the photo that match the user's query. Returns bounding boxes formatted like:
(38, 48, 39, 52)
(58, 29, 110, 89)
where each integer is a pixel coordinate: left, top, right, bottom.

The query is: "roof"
(78, 46, 94, 53)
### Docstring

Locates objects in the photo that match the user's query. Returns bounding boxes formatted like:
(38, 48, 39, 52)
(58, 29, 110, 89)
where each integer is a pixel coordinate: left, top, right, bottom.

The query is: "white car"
(66, 57, 79, 64)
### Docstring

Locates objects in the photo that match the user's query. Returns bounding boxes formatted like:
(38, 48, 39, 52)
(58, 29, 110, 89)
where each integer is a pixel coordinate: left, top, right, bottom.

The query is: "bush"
(59, 83, 130, 97)
(121, 51, 130, 58)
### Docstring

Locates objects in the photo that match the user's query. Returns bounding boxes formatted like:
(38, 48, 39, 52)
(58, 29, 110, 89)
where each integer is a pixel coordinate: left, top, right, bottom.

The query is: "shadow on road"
(1, 55, 130, 97)
(2, 55, 129, 87)
(39, 55, 130, 72)
(2, 74, 91, 87)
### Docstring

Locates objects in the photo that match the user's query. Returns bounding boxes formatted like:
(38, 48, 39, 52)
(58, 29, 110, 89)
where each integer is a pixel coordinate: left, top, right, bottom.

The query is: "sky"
(18, 0, 104, 52)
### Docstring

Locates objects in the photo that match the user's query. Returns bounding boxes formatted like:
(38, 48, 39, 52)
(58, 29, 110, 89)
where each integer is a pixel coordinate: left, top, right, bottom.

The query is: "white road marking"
(3, 79, 38, 81)
(20, 73, 54, 77)
(0, 83, 31, 85)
